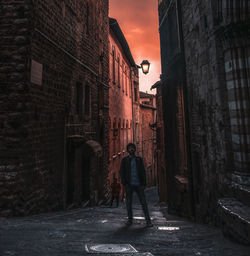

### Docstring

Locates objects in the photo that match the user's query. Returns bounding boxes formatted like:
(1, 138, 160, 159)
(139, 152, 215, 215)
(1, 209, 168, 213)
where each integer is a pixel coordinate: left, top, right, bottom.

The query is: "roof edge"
(109, 17, 136, 67)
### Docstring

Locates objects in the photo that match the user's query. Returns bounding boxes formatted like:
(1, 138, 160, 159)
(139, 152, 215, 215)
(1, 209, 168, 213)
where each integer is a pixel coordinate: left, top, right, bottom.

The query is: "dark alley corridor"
(0, 188, 249, 256)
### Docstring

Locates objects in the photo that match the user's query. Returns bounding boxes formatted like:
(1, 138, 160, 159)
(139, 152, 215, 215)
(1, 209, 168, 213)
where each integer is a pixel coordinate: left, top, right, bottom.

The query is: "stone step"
(218, 197, 250, 245)
(231, 182, 250, 207)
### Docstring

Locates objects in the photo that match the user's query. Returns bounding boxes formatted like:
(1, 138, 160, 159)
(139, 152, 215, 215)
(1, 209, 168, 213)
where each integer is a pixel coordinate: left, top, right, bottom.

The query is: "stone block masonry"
(158, 0, 250, 244)
(0, 0, 110, 216)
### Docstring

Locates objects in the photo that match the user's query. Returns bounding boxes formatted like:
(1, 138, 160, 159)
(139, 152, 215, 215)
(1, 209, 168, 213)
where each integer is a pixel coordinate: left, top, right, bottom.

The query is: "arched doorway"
(66, 136, 103, 207)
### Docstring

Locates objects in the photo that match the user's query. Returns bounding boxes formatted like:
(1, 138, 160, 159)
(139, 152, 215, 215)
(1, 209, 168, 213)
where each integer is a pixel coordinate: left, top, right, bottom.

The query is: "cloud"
(109, 0, 161, 93)
(130, 28, 144, 34)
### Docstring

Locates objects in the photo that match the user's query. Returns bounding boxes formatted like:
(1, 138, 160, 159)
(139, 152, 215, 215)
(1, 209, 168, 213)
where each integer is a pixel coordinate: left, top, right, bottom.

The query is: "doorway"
(82, 154, 90, 202)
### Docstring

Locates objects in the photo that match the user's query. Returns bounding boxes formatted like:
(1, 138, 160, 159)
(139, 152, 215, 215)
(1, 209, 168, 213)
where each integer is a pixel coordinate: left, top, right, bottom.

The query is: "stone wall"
(0, 0, 35, 217)
(181, 0, 250, 227)
(0, 0, 109, 216)
(158, 0, 192, 217)
(180, 0, 227, 223)
(159, 0, 250, 244)
(139, 94, 157, 187)
(155, 85, 167, 203)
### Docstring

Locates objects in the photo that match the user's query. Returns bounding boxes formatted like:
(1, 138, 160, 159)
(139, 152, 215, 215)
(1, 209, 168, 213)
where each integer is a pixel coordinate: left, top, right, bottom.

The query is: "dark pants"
(110, 195, 119, 207)
(125, 185, 150, 221)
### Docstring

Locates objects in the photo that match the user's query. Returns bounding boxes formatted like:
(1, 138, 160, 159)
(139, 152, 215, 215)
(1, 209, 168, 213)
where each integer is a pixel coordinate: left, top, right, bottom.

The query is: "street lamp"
(140, 60, 150, 74)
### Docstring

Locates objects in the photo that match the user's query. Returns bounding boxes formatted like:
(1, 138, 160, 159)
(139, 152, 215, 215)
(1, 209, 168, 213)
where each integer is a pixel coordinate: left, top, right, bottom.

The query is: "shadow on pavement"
(112, 224, 149, 238)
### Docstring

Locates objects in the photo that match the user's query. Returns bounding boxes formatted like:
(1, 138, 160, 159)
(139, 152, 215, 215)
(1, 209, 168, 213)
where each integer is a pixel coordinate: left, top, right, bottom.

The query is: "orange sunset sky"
(109, 0, 161, 94)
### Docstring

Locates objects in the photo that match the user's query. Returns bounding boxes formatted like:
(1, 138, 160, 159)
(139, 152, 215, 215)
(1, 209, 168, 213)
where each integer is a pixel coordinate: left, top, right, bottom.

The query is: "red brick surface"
(108, 28, 134, 188)
(138, 93, 157, 187)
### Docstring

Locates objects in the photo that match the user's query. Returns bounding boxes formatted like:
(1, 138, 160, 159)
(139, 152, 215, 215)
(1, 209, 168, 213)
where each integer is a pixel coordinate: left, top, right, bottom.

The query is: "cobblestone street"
(0, 187, 249, 256)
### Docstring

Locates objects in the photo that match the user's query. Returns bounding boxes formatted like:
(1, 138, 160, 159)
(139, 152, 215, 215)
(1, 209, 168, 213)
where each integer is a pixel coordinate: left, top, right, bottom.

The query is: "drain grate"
(85, 244, 137, 254)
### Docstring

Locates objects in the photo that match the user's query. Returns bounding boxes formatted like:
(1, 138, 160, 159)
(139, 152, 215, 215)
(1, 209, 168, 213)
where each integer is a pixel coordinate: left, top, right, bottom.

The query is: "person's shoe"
(126, 219, 133, 226)
(146, 221, 153, 227)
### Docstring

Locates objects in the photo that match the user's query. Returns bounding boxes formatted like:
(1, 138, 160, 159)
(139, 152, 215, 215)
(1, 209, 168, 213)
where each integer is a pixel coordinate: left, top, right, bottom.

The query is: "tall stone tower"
(0, 0, 110, 216)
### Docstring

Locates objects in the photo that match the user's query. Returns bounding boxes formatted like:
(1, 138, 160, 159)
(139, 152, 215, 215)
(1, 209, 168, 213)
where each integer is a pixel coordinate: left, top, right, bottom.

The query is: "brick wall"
(0, 0, 109, 216)
(0, 0, 34, 216)
(108, 27, 134, 189)
(139, 94, 157, 187)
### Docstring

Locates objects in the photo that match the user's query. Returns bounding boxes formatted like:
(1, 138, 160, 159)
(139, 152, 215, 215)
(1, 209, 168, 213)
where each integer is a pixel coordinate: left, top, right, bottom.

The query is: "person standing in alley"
(119, 143, 153, 227)
(110, 177, 121, 207)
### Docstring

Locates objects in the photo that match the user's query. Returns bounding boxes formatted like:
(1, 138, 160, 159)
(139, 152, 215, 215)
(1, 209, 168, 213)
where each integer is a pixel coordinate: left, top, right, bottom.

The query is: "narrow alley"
(0, 0, 250, 253)
(0, 188, 249, 256)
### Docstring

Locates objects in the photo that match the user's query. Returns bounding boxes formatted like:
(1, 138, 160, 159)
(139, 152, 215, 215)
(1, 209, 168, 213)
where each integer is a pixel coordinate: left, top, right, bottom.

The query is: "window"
(124, 66, 127, 93)
(135, 123, 139, 143)
(118, 119, 121, 151)
(113, 118, 116, 154)
(62, 1, 65, 18)
(218, 0, 223, 21)
(85, 84, 90, 115)
(134, 87, 137, 102)
(126, 69, 129, 95)
(122, 61, 125, 91)
(98, 86, 104, 109)
(112, 46, 116, 84)
(118, 53, 120, 87)
(76, 82, 83, 115)
(86, 3, 90, 35)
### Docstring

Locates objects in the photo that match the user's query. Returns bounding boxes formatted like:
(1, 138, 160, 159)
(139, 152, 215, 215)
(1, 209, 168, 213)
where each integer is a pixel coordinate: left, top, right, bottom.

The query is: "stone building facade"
(0, 0, 109, 216)
(151, 81, 167, 203)
(108, 18, 157, 195)
(158, 0, 191, 218)
(138, 91, 157, 187)
(158, 0, 250, 244)
(108, 18, 138, 187)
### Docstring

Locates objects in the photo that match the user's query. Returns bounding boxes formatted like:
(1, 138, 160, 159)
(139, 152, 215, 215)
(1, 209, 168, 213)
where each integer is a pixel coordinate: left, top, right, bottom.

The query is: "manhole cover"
(85, 244, 137, 253)
(84, 254, 153, 256)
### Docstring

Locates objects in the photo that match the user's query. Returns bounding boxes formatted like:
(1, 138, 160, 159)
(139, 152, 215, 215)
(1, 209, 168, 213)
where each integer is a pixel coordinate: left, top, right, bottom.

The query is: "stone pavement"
(0, 187, 249, 256)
